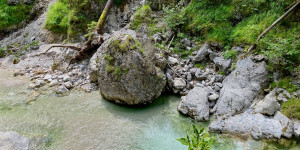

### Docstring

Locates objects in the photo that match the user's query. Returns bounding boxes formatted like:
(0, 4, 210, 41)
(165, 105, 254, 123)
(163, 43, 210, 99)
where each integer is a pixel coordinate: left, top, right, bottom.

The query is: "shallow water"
(0, 69, 299, 150)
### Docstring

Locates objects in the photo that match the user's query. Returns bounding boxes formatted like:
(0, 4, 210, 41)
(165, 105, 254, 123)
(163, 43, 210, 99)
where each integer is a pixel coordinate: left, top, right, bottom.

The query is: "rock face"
(274, 112, 294, 138)
(209, 110, 283, 139)
(0, 131, 29, 150)
(213, 57, 269, 116)
(178, 87, 211, 121)
(89, 29, 166, 105)
(253, 89, 280, 116)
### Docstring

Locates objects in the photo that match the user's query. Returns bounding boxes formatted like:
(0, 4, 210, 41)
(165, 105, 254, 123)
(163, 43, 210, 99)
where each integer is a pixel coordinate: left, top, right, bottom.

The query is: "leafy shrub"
(223, 49, 237, 59)
(0, 47, 5, 58)
(0, 0, 33, 30)
(130, 5, 151, 30)
(177, 125, 213, 150)
(282, 98, 300, 120)
(45, 0, 69, 33)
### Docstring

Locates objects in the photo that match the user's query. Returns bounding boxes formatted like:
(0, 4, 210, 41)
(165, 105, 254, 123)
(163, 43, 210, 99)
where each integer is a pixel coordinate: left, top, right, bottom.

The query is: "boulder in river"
(178, 87, 211, 121)
(89, 29, 166, 105)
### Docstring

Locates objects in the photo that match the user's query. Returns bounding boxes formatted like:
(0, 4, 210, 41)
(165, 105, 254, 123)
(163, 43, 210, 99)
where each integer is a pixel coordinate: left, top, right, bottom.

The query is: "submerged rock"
(0, 131, 29, 150)
(178, 87, 211, 121)
(213, 56, 269, 116)
(89, 29, 166, 105)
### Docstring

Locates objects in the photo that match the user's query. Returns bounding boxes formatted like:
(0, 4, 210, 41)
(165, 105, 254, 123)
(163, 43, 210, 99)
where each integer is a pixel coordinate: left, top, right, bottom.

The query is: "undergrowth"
(164, 0, 299, 73)
(282, 98, 300, 120)
(0, 0, 33, 30)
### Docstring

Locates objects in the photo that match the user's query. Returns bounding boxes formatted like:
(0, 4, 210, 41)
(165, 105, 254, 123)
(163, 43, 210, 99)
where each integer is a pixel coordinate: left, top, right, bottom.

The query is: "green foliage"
(164, 0, 298, 73)
(45, 0, 70, 33)
(195, 63, 205, 70)
(177, 125, 213, 150)
(130, 5, 151, 30)
(105, 64, 115, 73)
(84, 21, 97, 39)
(104, 54, 114, 62)
(282, 98, 300, 120)
(0, 0, 33, 30)
(270, 78, 298, 93)
(223, 49, 237, 59)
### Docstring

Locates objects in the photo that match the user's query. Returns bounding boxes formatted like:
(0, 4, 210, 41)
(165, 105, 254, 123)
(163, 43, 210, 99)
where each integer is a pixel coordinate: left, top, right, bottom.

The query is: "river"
(0, 69, 299, 150)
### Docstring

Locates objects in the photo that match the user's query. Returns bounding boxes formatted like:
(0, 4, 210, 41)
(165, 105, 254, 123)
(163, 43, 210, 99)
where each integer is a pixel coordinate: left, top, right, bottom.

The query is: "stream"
(0, 69, 299, 150)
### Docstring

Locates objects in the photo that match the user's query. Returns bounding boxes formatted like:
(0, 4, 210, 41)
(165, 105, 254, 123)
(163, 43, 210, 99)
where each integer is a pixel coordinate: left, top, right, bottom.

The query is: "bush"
(282, 98, 300, 120)
(44, 0, 70, 33)
(0, 0, 33, 30)
(177, 125, 213, 150)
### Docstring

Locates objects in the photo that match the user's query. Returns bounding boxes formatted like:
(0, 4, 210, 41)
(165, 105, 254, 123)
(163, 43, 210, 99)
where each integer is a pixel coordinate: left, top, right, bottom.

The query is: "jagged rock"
(253, 89, 280, 116)
(178, 87, 211, 121)
(274, 112, 294, 138)
(186, 72, 192, 81)
(294, 121, 300, 138)
(35, 79, 44, 88)
(62, 75, 70, 82)
(213, 56, 269, 116)
(276, 88, 284, 93)
(43, 74, 52, 82)
(193, 44, 211, 62)
(167, 56, 178, 65)
(213, 57, 232, 71)
(195, 69, 207, 80)
(64, 81, 73, 89)
(252, 54, 266, 62)
(173, 78, 186, 90)
(88, 29, 166, 105)
(56, 85, 68, 95)
(232, 46, 244, 53)
(277, 93, 288, 102)
(210, 110, 283, 140)
(0, 131, 29, 150)
(282, 90, 291, 99)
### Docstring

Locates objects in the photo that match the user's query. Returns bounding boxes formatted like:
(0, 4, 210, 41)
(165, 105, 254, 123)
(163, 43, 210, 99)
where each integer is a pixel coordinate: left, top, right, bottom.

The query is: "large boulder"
(253, 89, 280, 116)
(178, 87, 211, 121)
(274, 112, 294, 138)
(0, 131, 29, 150)
(209, 110, 283, 140)
(213, 56, 269, 116)
(89, 29, 166, 105)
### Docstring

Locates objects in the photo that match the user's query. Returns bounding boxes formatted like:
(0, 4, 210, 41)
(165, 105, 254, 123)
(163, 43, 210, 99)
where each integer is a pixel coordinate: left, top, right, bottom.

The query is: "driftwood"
(246, 1, 300, 53)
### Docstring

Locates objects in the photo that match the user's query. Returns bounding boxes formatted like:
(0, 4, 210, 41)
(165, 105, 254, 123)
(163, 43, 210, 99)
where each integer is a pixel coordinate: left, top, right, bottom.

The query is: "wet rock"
(274, 112, 294, 138)
(213, 56, 269, 116)
(213, 57, 232, 71)
(194, 44, 211, 62)
(210, 110, 283, 139)
(178, 87, 211, 121)
(167, 56, 178, 65)
(253, 89, 280, 116)
(89, 29, 166, 105)
(0, 131, 29, 150)
(173, 78, 186, 90)
(56, 85, 69, 95)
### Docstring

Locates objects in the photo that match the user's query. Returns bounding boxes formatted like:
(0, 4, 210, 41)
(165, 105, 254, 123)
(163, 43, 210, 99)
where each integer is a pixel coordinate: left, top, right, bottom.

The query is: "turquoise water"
(0, 69, 299, 150)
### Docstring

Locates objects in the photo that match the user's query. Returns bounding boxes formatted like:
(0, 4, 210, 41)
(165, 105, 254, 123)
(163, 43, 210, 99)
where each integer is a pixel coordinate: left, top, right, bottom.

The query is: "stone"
(195, 69, 207, 80)
(7, 0, 19, 5)
(178, 87, 211, 121)
(252, 54, 266, 62)
(43, 74, 52, 82)
(208, 93, 219, 101)
(56, 85, 69, 95)
(64, 81, 73, 89)
(254, 89, 280, 116)
(23, 0, 34, 5)
(88, 29, 166, 105)
(49, 80, 58, 87)
(213, 56, 269, 116)
(28, 83, 36, 89)
(213, 57, 232, 71)
(294, 121, 300, 138)
(194, 44, 211, 62)
(232, 46, 244, 53)
(210, 110, 283, 139)
(186, 72, 192, 81)
(276, 88, 284, 93)
(167, 56, 178, 65)
(181, 38, 191, 47)
(153, 33, 162, 43)
(277, 93, 288, 102)
(62, 75, 70, 82)
(0, 131, 29, 150)
(173, 78, 186, 90)
(274, 111, 294, 138)
(282, 90, 291, 99)
(35, 79, 44, 88)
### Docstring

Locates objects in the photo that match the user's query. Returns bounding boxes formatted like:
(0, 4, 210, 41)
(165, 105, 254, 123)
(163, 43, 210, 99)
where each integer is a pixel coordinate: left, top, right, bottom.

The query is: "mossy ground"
(282, 98, 300, 120)
(0, 0, 33, 30)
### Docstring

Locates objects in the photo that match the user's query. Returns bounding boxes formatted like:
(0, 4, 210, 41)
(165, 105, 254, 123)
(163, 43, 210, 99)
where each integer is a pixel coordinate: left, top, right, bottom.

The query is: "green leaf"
(176, 138, 189, 146)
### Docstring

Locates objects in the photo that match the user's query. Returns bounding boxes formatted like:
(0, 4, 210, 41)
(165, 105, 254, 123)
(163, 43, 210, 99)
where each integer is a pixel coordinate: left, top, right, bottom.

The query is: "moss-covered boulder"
(89, 29, 166, 105)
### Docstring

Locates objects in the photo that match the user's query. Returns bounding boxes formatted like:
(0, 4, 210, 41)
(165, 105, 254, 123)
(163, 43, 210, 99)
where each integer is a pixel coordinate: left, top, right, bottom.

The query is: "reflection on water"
(0, 69, 299, 150)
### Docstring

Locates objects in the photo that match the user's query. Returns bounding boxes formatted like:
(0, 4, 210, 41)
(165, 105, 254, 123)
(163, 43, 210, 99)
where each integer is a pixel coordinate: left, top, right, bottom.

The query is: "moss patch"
(270, 78, 298, 93)
(282, 98, 300, 120)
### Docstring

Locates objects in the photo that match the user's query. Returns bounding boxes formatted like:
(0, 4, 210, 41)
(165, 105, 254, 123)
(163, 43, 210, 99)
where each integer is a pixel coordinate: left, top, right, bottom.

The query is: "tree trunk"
(97, 0, 114, 34)
(247, 1, 300, 53)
